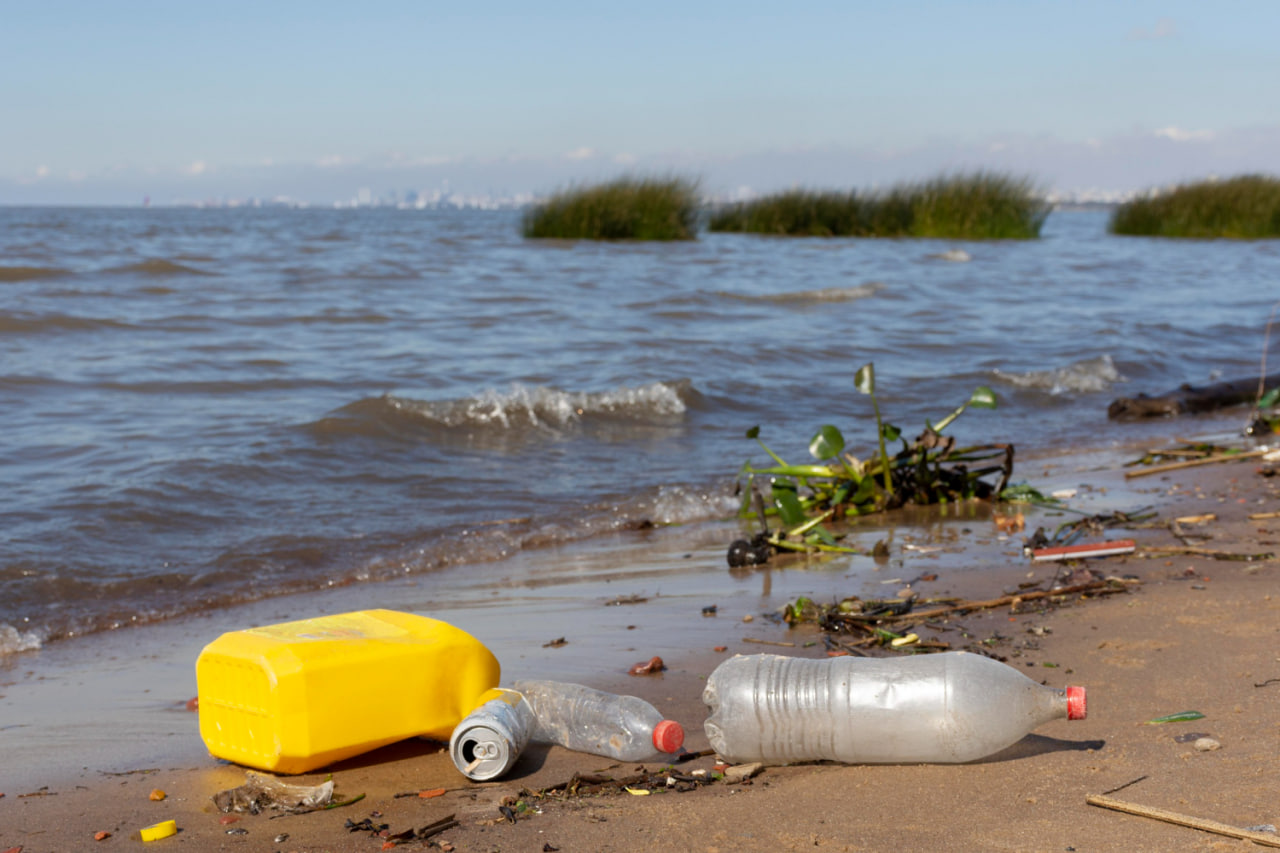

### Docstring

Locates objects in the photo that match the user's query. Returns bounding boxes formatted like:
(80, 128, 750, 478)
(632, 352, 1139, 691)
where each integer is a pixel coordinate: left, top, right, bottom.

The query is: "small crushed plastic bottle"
(512, 679, 685, 761)
(703, 651, 1085, 765)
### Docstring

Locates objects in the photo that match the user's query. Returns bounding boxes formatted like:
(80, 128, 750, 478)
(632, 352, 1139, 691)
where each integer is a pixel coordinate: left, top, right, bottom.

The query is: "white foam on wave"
(0, 623, 44, 655)
(396, 380, 690, 431)
(992, 354, 1127, 395)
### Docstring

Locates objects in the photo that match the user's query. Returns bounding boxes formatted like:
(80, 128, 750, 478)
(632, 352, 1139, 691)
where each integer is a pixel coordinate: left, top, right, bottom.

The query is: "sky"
(3, 1, 1279, 206)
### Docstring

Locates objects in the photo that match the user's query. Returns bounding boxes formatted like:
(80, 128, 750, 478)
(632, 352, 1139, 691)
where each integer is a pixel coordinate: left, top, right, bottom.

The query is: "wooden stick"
(741, 637, 795, 647)
(1249, 511, 1280, 520)
(1124, 449, 1267, 479)
(1086, 794, 1280, 848)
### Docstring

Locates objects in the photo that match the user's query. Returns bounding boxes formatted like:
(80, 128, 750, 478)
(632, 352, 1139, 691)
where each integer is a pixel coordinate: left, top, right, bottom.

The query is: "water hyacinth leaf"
(771, 481, 807, 527)
(969, 386, 998, 409)
(1260, 387, 1280, 409)
(881, 423, 901, 443)
(809, 425, 845, 460)
(854, 363, 875, 395)
(1144, 710, 1205, 725)
(746, 426, 760, 439)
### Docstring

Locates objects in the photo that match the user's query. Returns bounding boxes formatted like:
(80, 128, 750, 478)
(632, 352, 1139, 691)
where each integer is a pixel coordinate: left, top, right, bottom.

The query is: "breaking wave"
(314, 380, 695, 442)
(0, 623, 44, 655)
(992, 354, 1127, 394)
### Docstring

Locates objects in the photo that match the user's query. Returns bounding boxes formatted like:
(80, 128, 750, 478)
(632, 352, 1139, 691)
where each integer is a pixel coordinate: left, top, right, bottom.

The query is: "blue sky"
(4, 1, 1279, 205)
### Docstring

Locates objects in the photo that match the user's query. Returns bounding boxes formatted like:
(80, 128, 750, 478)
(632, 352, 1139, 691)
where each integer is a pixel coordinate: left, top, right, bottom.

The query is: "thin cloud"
(1129, 17, 1176, 40)
(564, 146, 595, 161)
(183, 160, 208, 176)
(1154, 126, 1215, 143)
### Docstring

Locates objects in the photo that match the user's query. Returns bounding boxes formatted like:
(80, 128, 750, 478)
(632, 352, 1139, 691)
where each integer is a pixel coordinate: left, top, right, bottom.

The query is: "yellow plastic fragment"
(140, 819, 177, 842)
(890, 633, 919, 647)
(623, 786, 651, 796)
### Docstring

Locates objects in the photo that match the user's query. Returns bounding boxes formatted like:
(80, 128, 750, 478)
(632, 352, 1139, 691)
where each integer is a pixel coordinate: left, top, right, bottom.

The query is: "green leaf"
(746, 425, 760, 439)
(881, 423, 901, 442)
(1260, 387, 1280, 409)
(771, 481, 807, 527)
(1144, 710, 1205, 725)
(854, 362, 875, 395)
(969, 386, 998, 409)
(809, 425, 846, 460)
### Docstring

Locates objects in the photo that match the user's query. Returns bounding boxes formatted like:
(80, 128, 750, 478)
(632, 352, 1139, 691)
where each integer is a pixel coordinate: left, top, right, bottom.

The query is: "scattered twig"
(872, 579, 1135, 623)
(1249, 511, 1280, 520)
(741, 637, 795, 647)
(1086, 794, 1280, 848)
(1254, 678, 1280, 688)
(1124, 449, 1268, 479)
(1100, 775, 1148, 796)
(1141, 545, 1274, 562)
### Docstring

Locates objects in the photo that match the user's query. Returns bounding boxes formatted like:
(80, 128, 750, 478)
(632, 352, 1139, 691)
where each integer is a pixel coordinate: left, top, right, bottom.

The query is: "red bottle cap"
(652, 719, 685, 753)
(1066, 686, 1086, 720)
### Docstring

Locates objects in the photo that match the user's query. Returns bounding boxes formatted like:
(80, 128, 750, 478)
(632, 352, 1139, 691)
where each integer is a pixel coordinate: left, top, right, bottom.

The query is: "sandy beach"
(4, 438, 1280, 852)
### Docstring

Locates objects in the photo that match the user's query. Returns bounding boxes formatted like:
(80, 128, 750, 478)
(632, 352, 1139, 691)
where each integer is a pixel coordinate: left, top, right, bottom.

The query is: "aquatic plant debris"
(730, 364, 1007, 565)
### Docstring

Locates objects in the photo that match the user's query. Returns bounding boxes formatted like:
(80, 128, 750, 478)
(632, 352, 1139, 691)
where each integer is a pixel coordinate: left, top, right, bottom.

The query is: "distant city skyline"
(4, 1, 1279, 206)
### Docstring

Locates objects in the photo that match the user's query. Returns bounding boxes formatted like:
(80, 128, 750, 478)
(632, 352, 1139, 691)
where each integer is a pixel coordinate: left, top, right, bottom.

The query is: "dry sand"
(4, 442, 1280, 852)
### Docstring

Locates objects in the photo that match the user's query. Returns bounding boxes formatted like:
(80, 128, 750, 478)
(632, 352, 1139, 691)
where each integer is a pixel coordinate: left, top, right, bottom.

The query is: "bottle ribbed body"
(703, 652, 1073, 765)
(512, 679, 681, 761)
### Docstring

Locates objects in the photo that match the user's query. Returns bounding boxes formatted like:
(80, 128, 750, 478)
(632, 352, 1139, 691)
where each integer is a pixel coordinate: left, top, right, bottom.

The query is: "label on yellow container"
(196, 609, 500, 774)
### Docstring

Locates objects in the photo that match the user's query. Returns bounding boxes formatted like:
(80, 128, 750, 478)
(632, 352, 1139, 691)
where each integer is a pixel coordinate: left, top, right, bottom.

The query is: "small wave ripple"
(0, 265, 70, 282)
(105, 258, 215, 277)
(724, 282, 885, 305)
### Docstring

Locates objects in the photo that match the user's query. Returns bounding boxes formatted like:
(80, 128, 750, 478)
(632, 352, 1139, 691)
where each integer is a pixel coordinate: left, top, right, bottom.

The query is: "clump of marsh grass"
(1109, 175, 1280, 238)
(522, 176, 700, 240)
(708, 172, 1049, 240)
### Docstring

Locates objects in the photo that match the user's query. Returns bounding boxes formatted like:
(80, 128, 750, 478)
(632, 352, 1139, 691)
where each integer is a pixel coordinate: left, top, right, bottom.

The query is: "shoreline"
(4, 437, 1279, 850)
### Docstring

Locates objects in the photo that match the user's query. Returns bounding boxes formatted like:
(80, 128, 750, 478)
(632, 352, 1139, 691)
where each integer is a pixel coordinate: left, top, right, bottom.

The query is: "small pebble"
(1193, 737, 1221, 752)
(721, 762, 764, 784)
(742, 614, 754, 623)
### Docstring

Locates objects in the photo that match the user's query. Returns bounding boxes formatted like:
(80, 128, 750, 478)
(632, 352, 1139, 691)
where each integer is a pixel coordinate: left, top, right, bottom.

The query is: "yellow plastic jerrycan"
(196, 609, 500, 774)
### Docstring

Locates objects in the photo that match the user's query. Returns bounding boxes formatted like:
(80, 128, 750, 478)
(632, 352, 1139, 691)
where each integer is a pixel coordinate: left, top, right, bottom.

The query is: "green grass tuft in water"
(707, 172, 1049, 240)
(522, 176, 700, 240)
(1109, 174, 1280, 239)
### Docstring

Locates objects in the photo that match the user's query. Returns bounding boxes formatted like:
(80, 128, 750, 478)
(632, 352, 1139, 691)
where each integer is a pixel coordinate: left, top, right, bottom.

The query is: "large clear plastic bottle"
(703, 652, 1085, 765)
(512, 679, 685, 761)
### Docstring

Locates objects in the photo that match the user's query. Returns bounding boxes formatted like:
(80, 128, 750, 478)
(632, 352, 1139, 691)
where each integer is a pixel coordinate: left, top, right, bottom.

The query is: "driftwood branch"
(1108, 375, 1280, 421)
(1087, 794, 1280, 848)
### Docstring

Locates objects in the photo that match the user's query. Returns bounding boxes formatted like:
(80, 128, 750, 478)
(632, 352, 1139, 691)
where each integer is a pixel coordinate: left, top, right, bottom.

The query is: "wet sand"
(4, 438, 1280, 851)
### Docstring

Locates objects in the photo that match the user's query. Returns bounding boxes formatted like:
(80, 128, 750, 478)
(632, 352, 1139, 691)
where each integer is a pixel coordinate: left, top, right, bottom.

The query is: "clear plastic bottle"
(703, 652, 1085, 765)
(511, 679, 685, 761)
(449, 688, 537, 781)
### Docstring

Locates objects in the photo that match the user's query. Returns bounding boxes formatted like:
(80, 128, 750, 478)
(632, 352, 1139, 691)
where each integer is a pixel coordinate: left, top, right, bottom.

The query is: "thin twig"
(1086, 794, 1280, 848)
(1125, 449, 1269, 479)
